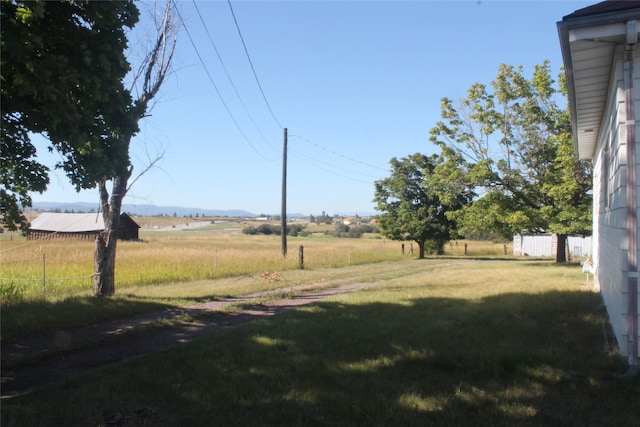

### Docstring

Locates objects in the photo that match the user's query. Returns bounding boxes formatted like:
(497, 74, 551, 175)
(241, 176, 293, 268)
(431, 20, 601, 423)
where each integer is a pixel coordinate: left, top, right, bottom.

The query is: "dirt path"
(1, 281, 375, 398)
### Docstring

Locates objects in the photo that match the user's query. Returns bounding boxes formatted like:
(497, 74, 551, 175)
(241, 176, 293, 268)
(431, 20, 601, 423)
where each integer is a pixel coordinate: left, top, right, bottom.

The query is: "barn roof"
(30, 213, 105, 232)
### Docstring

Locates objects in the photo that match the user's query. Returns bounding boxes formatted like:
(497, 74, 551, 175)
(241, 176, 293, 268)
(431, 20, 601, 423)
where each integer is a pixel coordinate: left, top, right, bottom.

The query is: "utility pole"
(281, 127, 287, 257)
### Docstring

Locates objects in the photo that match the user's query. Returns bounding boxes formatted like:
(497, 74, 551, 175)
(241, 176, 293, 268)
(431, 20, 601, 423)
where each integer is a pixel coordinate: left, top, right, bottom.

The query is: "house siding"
(593, 49, 640, 360)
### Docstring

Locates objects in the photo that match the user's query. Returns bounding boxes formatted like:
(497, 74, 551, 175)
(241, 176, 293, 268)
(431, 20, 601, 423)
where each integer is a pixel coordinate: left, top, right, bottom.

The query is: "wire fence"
(0, 253, 94, 303)
(1, 239, 516, 306)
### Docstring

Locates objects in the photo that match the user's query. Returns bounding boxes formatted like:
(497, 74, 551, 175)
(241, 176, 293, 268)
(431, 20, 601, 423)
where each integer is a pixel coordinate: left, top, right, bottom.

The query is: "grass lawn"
(2, 258, 638, 426)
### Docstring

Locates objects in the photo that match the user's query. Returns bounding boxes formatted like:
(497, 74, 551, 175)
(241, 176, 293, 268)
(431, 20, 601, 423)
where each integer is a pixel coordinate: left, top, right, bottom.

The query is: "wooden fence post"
(42, 253, 46, 298)
(299, 245, 304, 269)
(214, 248, 218, 278)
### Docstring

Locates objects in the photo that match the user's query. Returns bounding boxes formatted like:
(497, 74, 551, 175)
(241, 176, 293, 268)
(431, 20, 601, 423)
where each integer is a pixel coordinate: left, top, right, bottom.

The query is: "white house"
(558, 1, 640, 371)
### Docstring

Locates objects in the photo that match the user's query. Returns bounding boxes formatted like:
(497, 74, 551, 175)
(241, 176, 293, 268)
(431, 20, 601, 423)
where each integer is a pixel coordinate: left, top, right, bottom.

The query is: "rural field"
(0, 217, 508, 305)
(1, 219, 638, 426)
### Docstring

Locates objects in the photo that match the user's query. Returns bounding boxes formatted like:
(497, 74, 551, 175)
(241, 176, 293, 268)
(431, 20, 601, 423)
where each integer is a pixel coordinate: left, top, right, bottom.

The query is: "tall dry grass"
(1, 230, 415, 302)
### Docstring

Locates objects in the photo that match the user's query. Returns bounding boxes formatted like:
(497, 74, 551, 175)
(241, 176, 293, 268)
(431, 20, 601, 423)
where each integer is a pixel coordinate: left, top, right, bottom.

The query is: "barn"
(558, 0, 640, 371)
(29, 212, 140, 241)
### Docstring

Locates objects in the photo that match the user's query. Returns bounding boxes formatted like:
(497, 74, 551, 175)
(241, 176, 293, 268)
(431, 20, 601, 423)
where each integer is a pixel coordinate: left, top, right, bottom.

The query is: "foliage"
(243, 223, 307, 236)
(242, 225, 259, 235)
(429, 62, 592, 262)
(327, 222, 378, 238)
(0, 282, 26, 306)
(313, 211, 333, 225)
(258, 223, 276, 235)
(1, 0, 177, 296)
(374, 153, 468, 258)
(0, 0, 139, 233)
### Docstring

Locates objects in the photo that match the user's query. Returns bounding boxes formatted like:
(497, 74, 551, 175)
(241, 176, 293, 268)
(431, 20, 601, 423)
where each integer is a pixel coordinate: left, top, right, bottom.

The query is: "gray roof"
(558, 1, 640, 159)
(30, 213, 104, 232)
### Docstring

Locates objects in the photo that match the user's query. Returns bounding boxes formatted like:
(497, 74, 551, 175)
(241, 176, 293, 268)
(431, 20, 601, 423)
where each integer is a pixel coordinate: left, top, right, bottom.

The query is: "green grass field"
(0, 226, 640, 426)
(4, 225, 637, 426)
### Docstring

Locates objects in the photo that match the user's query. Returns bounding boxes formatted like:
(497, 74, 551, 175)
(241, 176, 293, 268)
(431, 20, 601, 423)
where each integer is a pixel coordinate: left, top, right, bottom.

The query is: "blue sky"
(31, 0, 594, 216)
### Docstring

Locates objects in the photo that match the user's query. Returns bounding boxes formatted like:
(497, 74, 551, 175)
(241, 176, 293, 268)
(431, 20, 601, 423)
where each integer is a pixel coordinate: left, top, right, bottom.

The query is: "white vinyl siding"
(593, 51, 640, 359)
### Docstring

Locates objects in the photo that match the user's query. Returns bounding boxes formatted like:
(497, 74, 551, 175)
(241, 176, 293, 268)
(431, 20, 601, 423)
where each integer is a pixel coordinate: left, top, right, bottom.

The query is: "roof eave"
(557, 20, 583, 158)
(558, 5, 640, 160)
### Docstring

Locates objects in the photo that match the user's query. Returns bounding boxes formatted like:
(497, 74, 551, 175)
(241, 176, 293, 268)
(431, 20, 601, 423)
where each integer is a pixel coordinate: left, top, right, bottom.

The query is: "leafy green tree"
(0, 122, 48, 232)
(429, 62, 592, 262)
(2, 1, 177, 295)
(1, 0, 139, 234)
(374, 153, 467, 258)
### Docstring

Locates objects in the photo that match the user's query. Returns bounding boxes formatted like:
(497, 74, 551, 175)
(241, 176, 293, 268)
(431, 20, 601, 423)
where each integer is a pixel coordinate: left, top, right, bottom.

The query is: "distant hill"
(31, 202, 256, 218)
(30, 202, 374, 218)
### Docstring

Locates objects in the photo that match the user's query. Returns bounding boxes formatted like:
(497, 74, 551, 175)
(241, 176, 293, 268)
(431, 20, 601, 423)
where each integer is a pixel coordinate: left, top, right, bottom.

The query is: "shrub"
(244, 223, 307, 236)
(257, 224, 274, 235)
(242, 226, 258, 235)
(326, 223, 377, 238)
(287, 224, 306, 236)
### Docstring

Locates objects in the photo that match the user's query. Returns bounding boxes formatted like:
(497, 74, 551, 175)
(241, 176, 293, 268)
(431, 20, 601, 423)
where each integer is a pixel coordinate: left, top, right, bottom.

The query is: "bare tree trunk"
(94, 228, 117, 296)
(555, 233, 568, 263)
(93, 174, 128, 296)
(417, 240, 426, 259)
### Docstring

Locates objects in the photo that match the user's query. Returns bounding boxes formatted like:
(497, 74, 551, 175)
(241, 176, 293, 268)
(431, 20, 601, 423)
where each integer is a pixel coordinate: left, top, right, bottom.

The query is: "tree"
(315, 211, 332, 225)
(1, 0, 139, 233)
(2, 1, 177, 295)
(93, 2, 177, 296)
(429, 62, 592, 262)
(373, 153, 467, 258)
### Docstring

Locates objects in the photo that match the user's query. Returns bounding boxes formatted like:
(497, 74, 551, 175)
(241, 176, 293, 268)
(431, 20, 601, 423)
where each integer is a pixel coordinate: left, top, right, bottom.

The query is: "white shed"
(513, 234, 592, 257)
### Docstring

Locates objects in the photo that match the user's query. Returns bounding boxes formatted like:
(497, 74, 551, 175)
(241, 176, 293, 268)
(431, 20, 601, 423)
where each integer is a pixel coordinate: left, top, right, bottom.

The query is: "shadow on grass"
(3, 289, 637, 426)
(0, 296, 173, 341)
(418, 255, 557, 263)
(428, 256, 588, 270)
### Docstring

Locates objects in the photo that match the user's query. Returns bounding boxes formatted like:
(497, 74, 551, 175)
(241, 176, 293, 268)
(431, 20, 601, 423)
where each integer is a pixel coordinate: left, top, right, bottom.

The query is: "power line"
(192, 0, 278, 153)
(289, 146, 380, 180)
(173, 2, 277, 161)
(289, 134, 390, 172)
(286, 132, 390, 184)
(227, 0, 283, 129)
(177, 3, 388, 177)
(289, 149, 376, 185)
